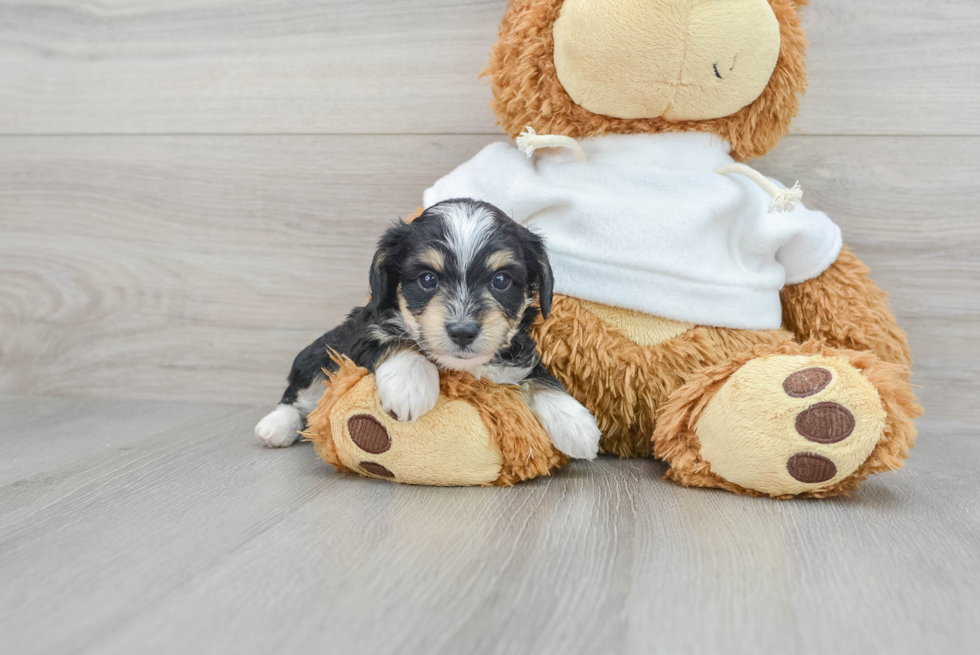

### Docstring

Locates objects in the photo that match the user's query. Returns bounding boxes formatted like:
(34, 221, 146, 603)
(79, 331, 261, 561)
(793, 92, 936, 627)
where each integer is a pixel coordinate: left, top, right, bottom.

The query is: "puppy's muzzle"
(446, 322, 480, 348)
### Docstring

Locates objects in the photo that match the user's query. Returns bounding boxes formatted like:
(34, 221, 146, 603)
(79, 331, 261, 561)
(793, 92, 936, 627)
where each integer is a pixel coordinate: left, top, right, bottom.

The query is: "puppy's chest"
(475, 363, 535, 386)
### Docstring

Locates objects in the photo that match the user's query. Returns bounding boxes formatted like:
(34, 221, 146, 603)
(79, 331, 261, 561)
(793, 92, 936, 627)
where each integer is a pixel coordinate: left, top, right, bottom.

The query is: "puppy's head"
(368, 198, 553, 369)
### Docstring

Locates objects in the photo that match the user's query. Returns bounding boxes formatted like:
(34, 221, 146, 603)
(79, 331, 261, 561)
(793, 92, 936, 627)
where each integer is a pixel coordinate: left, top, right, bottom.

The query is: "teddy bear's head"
(485, 0, 809, 161)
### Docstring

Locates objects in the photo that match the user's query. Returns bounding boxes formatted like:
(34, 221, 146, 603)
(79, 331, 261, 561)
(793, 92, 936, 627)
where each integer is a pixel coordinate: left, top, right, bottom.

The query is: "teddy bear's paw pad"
(783, 367, 832, 398)
(794, 402, 855, 445)
(695, 355, 887, 496)
(785, 453, 837, 484)
(347, 414, 392, 454)
(324, 374, 505, 486)
(346, 415, 397, 479)
(358, 461, 395, 479)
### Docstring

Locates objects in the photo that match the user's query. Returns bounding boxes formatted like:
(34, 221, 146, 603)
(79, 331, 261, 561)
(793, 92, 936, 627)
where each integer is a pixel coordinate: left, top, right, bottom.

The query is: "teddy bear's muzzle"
(552, 0, 782, 121)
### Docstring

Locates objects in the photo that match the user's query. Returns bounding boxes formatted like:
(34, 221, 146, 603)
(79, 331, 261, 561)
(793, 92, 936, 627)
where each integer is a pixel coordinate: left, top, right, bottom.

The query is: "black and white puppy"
(254, 198, 600, 459)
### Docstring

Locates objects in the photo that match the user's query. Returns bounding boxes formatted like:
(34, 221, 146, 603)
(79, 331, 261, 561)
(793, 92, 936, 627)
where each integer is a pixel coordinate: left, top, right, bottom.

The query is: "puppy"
(254, 198, 601, 459)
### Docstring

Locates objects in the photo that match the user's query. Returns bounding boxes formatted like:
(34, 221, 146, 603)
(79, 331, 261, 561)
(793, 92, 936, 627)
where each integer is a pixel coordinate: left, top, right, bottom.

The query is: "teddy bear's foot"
(695, 355, 886, 496)
(303, 356, 568, 486)
(654, 342, 921, 498)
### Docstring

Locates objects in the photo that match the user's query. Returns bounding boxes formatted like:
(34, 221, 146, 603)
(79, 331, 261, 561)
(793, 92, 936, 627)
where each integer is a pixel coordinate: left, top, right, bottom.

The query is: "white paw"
(528, 391, 601, 460)
(255, 405, 304, 448)
(375, 350, 441, 422)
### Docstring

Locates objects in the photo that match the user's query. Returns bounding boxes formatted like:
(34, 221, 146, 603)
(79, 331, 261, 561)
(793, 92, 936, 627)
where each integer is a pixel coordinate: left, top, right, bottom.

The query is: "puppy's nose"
(447, 322, 480, 348)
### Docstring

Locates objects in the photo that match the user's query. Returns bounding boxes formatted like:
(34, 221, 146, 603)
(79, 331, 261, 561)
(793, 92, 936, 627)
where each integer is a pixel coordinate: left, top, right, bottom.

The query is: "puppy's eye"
(418, 272, 439, 290)
(491, 272, 512, 291)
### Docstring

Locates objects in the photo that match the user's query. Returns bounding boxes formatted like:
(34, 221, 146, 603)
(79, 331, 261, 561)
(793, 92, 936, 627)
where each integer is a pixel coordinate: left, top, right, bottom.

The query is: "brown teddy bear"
(306, 0, 921, 497)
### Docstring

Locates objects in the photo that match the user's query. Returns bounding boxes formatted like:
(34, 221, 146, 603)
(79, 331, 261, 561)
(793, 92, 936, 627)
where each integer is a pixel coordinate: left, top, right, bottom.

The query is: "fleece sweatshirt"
(422, 131, 842, 330)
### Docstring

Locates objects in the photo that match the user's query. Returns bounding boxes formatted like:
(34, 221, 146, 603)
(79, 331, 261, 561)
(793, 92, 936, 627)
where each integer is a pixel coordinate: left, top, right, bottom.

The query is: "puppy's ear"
(367, 220, 411, 312)
(522, 229, 555, 319)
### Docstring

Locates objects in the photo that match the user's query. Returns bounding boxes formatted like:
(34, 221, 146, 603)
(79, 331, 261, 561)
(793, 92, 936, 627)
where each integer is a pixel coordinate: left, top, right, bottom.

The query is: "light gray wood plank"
(796, 0, 980, 135)
(1, 1, 978, 136)
(0, 397, 252, 529)
(0, 0, 503, 135)
(0, 394, 236, 487)
(0, 399, 976, 655)
(0, 400, 339, 654)
(1, 134, 976, 421)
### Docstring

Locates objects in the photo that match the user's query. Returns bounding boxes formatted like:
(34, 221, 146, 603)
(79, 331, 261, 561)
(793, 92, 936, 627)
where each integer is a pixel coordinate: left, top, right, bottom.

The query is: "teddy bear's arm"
(780, 245, 912, 366)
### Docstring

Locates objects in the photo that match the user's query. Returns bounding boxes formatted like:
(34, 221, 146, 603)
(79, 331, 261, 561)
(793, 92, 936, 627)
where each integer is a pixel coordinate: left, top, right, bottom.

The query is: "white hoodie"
(423, 131, 841, 330)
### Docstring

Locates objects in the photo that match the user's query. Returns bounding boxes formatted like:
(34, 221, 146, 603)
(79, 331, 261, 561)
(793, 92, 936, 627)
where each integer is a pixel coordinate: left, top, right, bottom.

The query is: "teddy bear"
(305, 0, 922, 498)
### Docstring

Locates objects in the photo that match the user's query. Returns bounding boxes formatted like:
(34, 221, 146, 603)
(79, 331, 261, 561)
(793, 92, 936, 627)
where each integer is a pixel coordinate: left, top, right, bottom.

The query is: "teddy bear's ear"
(486, 0, 808, 161)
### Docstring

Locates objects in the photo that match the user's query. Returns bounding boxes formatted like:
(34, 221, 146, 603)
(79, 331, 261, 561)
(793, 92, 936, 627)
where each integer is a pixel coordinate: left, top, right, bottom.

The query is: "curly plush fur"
(781, 246, 913, 366)
(485, 0, 809, 161)
(532, 295, 793, 458)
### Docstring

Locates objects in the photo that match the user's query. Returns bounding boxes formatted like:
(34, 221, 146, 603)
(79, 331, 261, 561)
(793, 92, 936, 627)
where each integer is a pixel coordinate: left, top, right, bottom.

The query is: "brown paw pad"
(347, 414, 392, 454)
(796, 402, 856, 444)
(786, 453, 837, 484)
(359, 461, 395, 478)
(783, 367, 832, 398)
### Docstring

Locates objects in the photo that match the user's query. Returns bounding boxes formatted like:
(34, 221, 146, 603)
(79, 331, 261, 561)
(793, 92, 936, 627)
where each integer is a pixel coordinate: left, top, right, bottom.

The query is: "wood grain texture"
(1, 135, 977, 421)
(795, 0, 980, 135)
(2, 2, 977, 653)
(0, 0, 503, 135)
(0, 395, 234, 487)
(1, 0, 978, 136)
(0, 397, 976, 655)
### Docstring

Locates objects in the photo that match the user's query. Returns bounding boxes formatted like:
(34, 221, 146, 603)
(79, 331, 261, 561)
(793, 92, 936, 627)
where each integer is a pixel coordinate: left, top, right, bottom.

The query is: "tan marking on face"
(504, 296, 534, 345)
(397, 284, 422, 341)
(418, 248, 445, 272)
(486, 250, 517, 271)
(400, 284, 525, 362)
(415, 292, 448, 351)
(478, 288, 523, 357)
(481, 308, 514, 353)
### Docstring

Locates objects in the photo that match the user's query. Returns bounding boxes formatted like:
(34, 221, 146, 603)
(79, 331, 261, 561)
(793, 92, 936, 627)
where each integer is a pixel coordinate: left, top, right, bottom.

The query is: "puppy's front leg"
(521, 371, 601, 460)
(375, 349, 441, 422)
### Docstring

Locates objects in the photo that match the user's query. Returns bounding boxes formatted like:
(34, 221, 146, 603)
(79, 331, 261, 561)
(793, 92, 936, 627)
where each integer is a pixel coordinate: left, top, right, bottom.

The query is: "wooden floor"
(2, 0, 980, 652)
(0, 396, 977, 655)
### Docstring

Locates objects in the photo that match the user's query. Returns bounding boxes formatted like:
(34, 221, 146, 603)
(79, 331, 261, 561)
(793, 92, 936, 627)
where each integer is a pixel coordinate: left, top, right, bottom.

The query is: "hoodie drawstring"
(515, 126, 803, 213)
